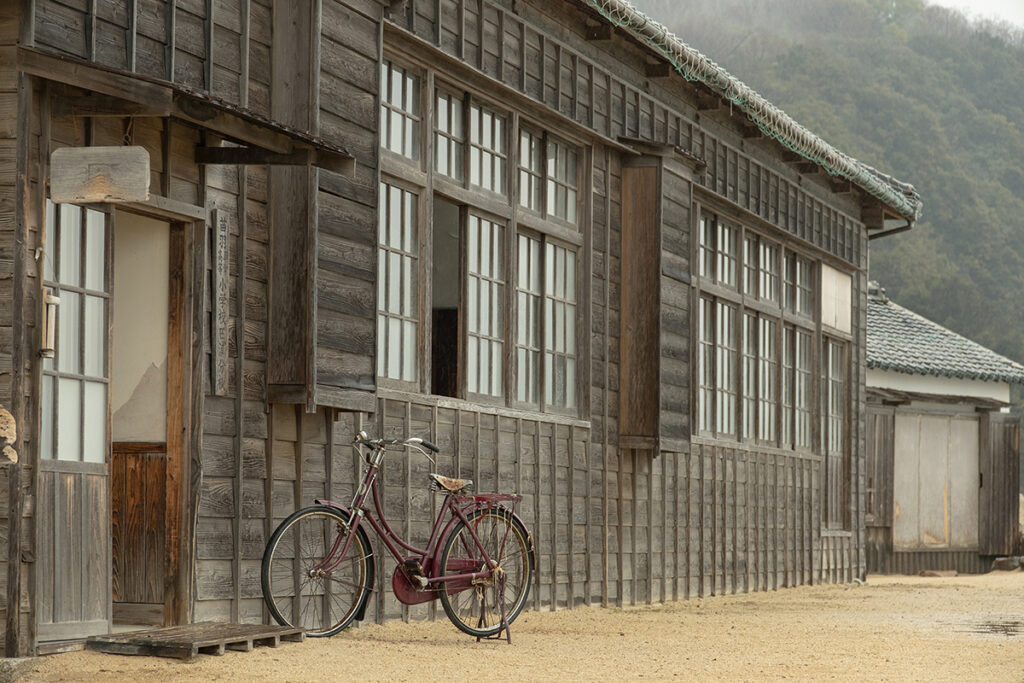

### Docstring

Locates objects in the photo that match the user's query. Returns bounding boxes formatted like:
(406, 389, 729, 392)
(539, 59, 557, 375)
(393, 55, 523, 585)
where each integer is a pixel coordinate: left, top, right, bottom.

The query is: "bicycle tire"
(261, 505, 375, 637)
(437, 507, 532, 638)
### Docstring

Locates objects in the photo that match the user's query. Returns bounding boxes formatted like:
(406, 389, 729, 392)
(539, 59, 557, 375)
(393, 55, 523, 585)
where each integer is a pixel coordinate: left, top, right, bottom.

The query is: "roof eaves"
(579, 0, 923, 221)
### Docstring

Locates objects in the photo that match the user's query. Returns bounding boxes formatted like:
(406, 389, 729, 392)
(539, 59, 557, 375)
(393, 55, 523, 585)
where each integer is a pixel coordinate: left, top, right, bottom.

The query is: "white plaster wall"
(867, 368, 1010, 404)
(111, 210, 169, 441)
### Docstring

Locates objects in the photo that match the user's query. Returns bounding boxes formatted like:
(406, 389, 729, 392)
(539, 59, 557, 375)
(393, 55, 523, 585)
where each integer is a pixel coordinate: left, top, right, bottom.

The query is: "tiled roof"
(866, 286, 1024, 384)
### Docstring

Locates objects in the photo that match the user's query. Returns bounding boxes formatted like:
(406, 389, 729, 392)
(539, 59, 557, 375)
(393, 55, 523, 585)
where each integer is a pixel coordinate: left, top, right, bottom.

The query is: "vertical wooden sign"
(211, 209, 230, 396)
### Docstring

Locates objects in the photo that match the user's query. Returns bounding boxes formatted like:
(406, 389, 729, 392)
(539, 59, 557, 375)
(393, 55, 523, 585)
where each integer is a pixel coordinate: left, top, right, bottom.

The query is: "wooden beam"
(173, 94, 293, 154)
(17, 46, 172, 109)
(196, 146, 316, 166)
(51, 92, 170, 117)
(195, 146, 355, 175)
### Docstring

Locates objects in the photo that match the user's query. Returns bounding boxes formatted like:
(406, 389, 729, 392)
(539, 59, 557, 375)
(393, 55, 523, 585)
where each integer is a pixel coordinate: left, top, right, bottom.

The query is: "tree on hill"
(629, 0, 1024, 384)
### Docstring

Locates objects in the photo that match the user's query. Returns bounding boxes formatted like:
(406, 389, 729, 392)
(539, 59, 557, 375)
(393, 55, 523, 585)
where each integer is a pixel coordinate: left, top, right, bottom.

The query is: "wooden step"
(86, 622, 305, 660)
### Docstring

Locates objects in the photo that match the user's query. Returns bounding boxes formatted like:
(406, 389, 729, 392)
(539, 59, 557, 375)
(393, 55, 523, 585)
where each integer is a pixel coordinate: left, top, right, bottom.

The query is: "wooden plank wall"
(314, 0, 381, 412)
(0, 4, 20, 647)
(33, 0, 274, 117)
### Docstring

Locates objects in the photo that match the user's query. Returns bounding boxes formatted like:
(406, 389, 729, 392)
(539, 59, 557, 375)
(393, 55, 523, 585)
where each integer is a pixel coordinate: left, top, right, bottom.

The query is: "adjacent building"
(865, 284, 1023, 574)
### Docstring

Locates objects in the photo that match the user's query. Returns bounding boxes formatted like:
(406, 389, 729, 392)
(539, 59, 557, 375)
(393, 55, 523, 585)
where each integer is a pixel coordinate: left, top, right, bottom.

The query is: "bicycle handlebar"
(352, 432, 440, 454)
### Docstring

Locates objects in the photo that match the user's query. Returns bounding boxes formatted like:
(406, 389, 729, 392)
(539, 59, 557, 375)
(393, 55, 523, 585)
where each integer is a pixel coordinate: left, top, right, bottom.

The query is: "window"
(518, 130, 543, 212)
(759, 242, 779, 304)
(468, 103, 506, 194)
(742, 312, 757, 440)
(435, 90, 464, 181)
(781, 326, 812, 449)
(543, 241, 577, 409)
(515, 235, 578, 410)
(823, 337, 847, 528)
(698, 298, 715, 433)
(378, 65, 583, 415)
(40, 201, 110, 463)
(546, 140, 578, 224)
(466, 215, 505, 398)
(695, 209, 846, 460)
(784, 253, 813, 316)
(518, 131, 580, 226)
(377, 183, 418, 383)
(758, 317, 777, 442)
(714, 300, 738, 437)
(381, 60, 420, 160)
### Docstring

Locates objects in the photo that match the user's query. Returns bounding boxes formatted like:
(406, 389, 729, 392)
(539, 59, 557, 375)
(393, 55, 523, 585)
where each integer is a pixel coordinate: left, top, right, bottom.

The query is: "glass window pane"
(84, 295, 105, 378)
(58, 290, 81, 374)
(83, 381, 107, 463)
(85, 209, 106, 291)
(59, 206, 82, 286)
(41, 375, 54, 459)
(57, 377, 82, 461)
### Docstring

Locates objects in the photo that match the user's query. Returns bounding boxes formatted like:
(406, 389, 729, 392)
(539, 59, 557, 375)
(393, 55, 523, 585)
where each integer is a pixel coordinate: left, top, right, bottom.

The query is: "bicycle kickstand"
(474, 579, 512, 644)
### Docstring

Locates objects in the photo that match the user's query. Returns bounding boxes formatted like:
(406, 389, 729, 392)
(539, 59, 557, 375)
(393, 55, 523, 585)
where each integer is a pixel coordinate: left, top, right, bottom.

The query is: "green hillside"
(629, 0, 1024, 372)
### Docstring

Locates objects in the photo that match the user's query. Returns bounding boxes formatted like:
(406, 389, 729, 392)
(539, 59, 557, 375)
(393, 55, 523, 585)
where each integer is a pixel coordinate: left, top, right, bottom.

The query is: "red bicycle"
(261, 431, 534, 640)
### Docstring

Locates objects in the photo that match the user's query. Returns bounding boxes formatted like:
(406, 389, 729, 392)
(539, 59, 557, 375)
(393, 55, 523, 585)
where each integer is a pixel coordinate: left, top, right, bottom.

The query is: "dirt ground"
(23, 571, 1024, 682)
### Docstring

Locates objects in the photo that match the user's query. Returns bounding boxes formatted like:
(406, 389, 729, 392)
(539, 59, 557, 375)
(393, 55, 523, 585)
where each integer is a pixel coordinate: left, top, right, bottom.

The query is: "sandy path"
(24, 571, 1024, 682)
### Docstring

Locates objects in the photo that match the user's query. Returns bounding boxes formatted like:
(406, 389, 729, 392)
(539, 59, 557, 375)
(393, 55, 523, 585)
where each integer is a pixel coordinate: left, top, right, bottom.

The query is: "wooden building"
(0, 0, 923, 655)
(864, 284, 1023, 574)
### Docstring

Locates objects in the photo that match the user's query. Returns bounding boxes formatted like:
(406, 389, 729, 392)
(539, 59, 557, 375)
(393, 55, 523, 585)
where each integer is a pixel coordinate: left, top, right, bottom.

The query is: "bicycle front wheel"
(261, 505, 374, 637)
(438, 507, 532, 638)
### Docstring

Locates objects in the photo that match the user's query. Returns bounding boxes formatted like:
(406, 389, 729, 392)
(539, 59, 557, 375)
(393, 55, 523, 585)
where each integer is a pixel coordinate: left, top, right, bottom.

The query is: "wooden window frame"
(376, 57, 587, 418)
(380, 59, 423, 165)
(377, 178, 423, 391)
(823, 336, 849, 530)
(40, 201, 112, 464)
(694, 207, 829, 452)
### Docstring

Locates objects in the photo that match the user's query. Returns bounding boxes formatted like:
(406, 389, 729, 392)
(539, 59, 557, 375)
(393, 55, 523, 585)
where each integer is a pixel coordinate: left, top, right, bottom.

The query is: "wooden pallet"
(86, 622, 305, 659)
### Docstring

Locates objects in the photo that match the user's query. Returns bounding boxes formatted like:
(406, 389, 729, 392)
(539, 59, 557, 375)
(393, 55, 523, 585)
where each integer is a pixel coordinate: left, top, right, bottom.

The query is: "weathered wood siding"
(33, 0, 273, 116)
(313, 0, 381, 412)
(658, 159, 691, 446)
(0, 5, 19, 648)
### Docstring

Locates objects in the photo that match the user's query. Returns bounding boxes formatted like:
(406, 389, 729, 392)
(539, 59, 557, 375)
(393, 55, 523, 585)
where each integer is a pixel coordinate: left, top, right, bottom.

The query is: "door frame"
(115, 197, 205, 627)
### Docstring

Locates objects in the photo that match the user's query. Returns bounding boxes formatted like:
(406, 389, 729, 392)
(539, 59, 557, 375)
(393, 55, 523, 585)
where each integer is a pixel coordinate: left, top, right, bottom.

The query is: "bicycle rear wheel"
(261, 505, 374, 637)
(438, 507, 532, 638)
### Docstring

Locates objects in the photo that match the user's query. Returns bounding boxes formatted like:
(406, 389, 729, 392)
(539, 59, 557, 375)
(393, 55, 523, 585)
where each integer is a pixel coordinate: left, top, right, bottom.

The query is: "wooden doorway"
(108, 209, 187, 627)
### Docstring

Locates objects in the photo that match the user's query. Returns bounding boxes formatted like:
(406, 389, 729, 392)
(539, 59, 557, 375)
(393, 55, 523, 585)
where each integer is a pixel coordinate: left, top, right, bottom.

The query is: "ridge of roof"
(579, 0, 923, 221)
(866, 287, 1024, 385)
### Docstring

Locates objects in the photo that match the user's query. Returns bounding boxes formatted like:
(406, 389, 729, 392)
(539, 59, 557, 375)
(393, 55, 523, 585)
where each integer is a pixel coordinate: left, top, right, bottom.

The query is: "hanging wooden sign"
(50, 146, 150, 204)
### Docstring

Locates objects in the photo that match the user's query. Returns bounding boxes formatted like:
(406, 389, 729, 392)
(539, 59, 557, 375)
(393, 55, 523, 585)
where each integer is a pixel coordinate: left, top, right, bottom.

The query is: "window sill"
(690, 434, 823, 460)
(377, 387, 592, 429)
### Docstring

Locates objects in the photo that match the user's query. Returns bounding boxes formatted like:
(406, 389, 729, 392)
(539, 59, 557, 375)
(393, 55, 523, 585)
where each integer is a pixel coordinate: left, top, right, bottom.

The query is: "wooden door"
(892, 412, 979, 550)
(979, 412, 1021, 555)
(111, 443, 167, 625)
(37, 202, 113, 641)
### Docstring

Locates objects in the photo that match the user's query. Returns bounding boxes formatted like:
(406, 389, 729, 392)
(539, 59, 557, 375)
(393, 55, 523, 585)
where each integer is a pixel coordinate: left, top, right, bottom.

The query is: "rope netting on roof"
(582, 0, 923, 220)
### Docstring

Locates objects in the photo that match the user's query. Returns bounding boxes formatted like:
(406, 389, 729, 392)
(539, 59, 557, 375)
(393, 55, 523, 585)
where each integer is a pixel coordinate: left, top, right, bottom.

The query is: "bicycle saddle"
(429, 473, 472, 493)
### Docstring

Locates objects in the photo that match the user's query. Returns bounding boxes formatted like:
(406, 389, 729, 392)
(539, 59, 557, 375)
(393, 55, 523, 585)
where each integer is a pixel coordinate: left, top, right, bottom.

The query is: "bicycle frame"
(312, 444, 528, 603)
